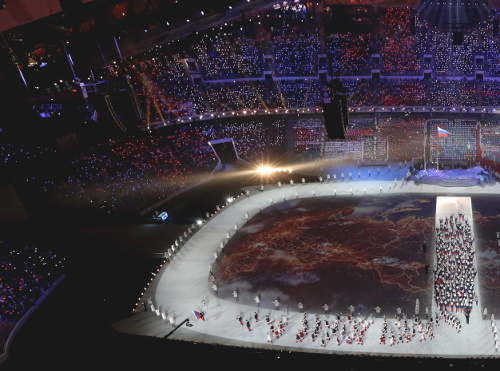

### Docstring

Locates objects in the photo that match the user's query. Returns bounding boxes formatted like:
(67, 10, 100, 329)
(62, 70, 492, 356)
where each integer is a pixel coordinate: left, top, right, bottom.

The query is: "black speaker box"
(453, 31, 463, 46)
(323, 94, 348, 140)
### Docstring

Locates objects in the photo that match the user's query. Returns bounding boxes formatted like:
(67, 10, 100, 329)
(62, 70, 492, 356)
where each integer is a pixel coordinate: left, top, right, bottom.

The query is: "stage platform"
(415, 167, 493, 187)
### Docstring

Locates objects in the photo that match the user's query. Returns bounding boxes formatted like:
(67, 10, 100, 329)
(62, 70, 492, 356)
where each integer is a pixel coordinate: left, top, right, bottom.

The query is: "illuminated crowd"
(0, 234, 66, 353)
(81, 5, 500, 127)
(5, 1, 500, 363)
(0, 119, 287, 216)
(0, 238, 65, 321)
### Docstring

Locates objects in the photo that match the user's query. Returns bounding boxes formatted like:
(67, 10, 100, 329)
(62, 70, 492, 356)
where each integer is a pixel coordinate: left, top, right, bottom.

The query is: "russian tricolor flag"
(193, 310, 202, 319)
(438, 127, 451, 137)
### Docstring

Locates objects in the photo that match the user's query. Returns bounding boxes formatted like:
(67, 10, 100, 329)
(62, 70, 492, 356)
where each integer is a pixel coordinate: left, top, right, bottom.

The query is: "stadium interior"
(3, 0, 500, 369)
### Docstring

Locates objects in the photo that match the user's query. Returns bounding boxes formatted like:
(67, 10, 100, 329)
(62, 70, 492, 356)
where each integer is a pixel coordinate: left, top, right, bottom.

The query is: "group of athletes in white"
(380, 313, 436, 346)
(235, 306, 448, 348)
(434, 213, 477, 314)
(261, 309, 376, 347)
(292, 311, 374, 346)
(232, 304, 482, 351)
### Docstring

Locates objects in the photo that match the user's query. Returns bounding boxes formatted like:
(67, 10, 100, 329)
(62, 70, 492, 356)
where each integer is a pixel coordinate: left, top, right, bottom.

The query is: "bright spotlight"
(258, 166, 273, 174)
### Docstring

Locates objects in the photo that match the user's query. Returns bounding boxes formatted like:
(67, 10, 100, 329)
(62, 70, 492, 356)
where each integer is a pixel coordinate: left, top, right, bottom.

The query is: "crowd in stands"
(90, 4, 500, 126)
(377, 7, 421, 76)
(0, 238, 65, 322)
(202, 118, 287, 164)
(34, 127, 217, 214)
(273, 29, 321, 77)
(378, 117, 427, 161)
(190, 29, 266, 80)
(293, 117, 324, 154)
(5, 3, 500, 233)
(1, 118, 287, 216)
(4, 109, 500, 217)
(0, 214, 67, 354)
(477, 120, 500, 174)
(127, 72, 500, 124)
(22, 3, 500, 121)
(204, 81, 267, 112)
(0, 234, 65, 351)
(268, 79, 322, 109)
(326, 32, 371, 76)
(0, 143, 57, 186)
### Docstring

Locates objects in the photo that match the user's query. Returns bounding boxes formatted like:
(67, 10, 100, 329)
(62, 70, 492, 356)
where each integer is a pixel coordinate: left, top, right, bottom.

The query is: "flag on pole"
(193, 310, 202, 319)
(437, 127, 451, 137)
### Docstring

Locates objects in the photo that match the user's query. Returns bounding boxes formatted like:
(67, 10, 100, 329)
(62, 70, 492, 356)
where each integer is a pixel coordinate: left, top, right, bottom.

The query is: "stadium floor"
(115, 162, 500, 367)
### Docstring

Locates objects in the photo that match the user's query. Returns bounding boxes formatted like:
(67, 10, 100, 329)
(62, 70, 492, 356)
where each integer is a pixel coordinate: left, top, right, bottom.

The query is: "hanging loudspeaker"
(323, 94, 348, 140)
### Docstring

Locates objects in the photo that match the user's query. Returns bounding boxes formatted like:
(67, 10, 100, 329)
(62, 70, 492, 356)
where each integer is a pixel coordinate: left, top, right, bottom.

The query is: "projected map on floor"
(215, 194, 500, 316)
(216, 195, 436, 315)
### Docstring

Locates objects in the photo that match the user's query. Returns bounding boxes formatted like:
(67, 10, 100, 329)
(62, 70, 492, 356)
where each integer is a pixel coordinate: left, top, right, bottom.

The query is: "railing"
(139, 105, 500, 131)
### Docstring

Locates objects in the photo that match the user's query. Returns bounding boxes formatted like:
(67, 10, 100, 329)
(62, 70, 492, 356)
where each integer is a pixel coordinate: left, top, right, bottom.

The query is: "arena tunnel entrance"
(209, 138, 252, 171)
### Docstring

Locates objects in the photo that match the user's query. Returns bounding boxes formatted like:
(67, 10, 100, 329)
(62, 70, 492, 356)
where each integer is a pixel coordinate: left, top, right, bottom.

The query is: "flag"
(193, 310, 202, 319)
(437, 127, 451, 137)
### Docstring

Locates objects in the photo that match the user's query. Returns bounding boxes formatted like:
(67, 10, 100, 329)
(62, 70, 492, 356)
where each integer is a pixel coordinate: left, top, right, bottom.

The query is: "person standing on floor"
(267, 332, 273, 343)
(281, 311, 289, 326)
(296, 333, 302, 343)
(298, 302, 304, 313)
(273, 298, 280, 311)
(323, 303, 329, 315)
(236, 314, 243, 325)
(254, 294, 261, 307)
(232, 289, 239, 302)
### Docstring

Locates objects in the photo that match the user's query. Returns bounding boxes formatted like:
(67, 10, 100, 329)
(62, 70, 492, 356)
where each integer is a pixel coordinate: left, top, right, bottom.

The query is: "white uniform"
(267, 332, 273, 343)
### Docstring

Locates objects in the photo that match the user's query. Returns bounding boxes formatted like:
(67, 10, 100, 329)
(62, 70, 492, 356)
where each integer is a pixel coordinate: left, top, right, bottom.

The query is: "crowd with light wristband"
(0, 236, 66, 350)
